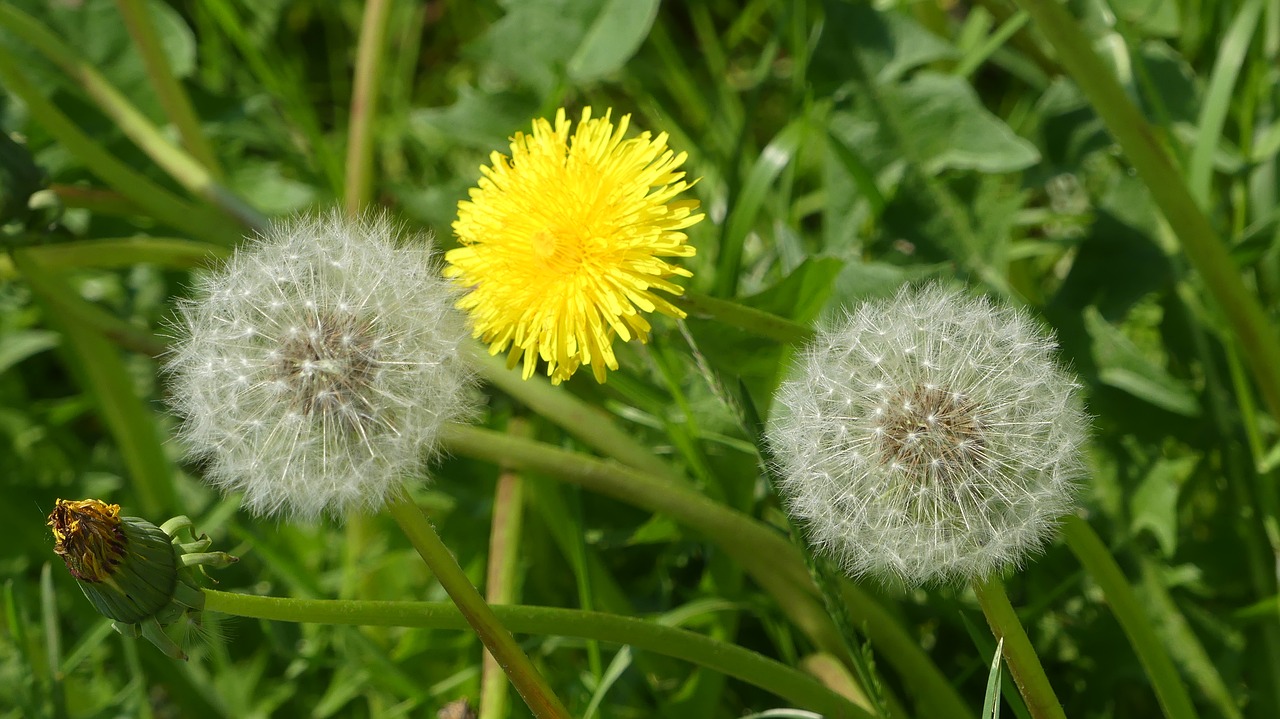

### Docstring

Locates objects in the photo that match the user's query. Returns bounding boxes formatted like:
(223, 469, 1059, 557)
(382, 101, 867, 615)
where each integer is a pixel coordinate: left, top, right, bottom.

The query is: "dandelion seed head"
(445, 107, 703, 385)
(766, 284, 1088, 586)
(165, 212, 477, 521)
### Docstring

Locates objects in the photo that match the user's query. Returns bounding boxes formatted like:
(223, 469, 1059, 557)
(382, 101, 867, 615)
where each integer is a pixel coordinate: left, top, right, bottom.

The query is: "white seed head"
(164, 212, 477, 521)
(766, 284, 1088, 586)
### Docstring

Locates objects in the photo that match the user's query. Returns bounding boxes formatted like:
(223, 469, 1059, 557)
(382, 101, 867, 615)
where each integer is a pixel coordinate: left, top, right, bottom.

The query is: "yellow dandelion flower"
(446, 106, 704, 384)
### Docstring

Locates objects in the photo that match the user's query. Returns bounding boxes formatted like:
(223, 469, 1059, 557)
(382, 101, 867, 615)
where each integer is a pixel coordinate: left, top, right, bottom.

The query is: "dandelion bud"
(165, 213, 476, 521)
(48, 499, 237, 660)
(766, 285, 1088, 586)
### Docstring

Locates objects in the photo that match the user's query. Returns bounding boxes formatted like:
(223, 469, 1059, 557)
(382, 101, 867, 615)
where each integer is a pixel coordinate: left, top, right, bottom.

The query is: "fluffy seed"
(766, 284, 1088, 586)
(164, 212, 477, 521)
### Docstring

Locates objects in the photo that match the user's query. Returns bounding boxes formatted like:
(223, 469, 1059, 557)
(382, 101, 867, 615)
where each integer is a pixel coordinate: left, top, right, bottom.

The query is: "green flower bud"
(48, 499, 237, 660)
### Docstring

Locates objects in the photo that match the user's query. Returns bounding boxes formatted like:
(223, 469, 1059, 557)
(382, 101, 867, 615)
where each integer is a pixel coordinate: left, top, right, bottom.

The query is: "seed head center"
(277, 311, 379, 423)
(875, 385, 986, 483)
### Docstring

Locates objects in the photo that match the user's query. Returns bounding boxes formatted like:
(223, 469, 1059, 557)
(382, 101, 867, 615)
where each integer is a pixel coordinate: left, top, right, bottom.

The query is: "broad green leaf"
(1084, 307, 1201, 416)
(567, 0, 661, 82)
(891, 73, 1040, 174)
(1111, 0, 1182, 37)
(472, 0, 658, 94)
(408, 87, 540, 150)
(1129, 455, 1196, 556)
(228, 161, 317, 216)
(0, 329, 58, 375)
(815, 0, 956, 86)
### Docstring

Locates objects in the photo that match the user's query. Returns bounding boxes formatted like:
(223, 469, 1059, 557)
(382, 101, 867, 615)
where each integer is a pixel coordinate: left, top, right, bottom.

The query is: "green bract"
(49, 499, 237, 660)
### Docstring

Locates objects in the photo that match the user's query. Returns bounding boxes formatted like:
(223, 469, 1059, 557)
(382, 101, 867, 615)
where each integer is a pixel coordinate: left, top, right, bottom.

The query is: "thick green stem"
(441, 423, 976, 719)
(343, 0, 392, 214)
(1011, 0, 1280, 424)
(201, 590, 871, 718)
(467, 347, 678, 481)
(114, 0, 223, 178)
(1061, 515, 1199, 719)
(972, 576, 1066, 719)
(384, 492, 570, 719)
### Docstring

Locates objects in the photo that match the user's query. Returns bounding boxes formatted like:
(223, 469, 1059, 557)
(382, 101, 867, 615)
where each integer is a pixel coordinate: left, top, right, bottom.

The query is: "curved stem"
(441, 423, 976, 719)
(385, 492, 570, 719)
(1061, 515, 1199, 719)
(1010, 0, 1280, 425)
(201, 589, 872, 719)
(343, 0, 392, 214)
(972, 576, 1066, 719)
(467, 346, 678, 481)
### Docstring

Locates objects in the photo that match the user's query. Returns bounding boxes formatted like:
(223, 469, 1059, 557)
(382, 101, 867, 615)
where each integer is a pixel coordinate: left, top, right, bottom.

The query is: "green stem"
(0, 43, 235, 245)
(343, 0, 392, 214)
(467, 347, 678, 481)
(972, 576, 1066, 719)
(441, 423, 976, 719)
(114, 0, 223, 178)
(384, 492, 570, 719)
(675, 291, 814, 344)
(201, 590, 871, 718)
(0, 5, 267, 233)
(480, 419, 530, 719)
(1061, 515, 1199, 719)
(1011, 0, 1280, 425)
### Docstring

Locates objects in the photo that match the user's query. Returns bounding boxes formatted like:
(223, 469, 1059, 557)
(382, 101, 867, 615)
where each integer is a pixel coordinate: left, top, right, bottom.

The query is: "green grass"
(2, 0, 1278, 717)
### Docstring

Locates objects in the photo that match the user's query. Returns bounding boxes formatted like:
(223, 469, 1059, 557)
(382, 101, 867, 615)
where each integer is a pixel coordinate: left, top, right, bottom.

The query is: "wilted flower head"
(446, 106, 703, 385)
(767, 285, 1087, 585)
(49, 498, 237, 660)
(166, 213, 476, 521)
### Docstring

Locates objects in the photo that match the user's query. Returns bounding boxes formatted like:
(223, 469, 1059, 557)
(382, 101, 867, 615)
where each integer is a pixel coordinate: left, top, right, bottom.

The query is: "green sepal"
(140, 617, 187, 661)
(76, 516, 177, 623)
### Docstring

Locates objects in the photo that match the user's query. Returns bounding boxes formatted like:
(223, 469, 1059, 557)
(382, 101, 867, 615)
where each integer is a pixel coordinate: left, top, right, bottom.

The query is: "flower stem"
(200, 589, 872, 719)
(466, 346, 678, 480)
(1009, 0, 1280, 424)
(343, 0, 393, 214)
(114, 0, 223, 179)
(480, 419, 530, 719)
(441, 423, 976, 719)
(1061, 515, 1199, 719)
(971, 575, 1066, 719)
(384, 492, 570, 719)
(675, 291, 814, 344)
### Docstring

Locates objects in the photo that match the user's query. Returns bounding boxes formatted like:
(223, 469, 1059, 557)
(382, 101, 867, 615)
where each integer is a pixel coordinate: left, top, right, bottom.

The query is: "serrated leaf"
(891, 73, 1040, 174)
(1083, 307, 1201, 416)
(1130, 455, 1196, 556)
(472, 0, 656, 94)
(815, 0, 957, 86)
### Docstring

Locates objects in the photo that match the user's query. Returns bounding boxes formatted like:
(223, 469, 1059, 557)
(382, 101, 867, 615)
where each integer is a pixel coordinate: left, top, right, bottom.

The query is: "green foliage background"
(2, 0, 1278, 717)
